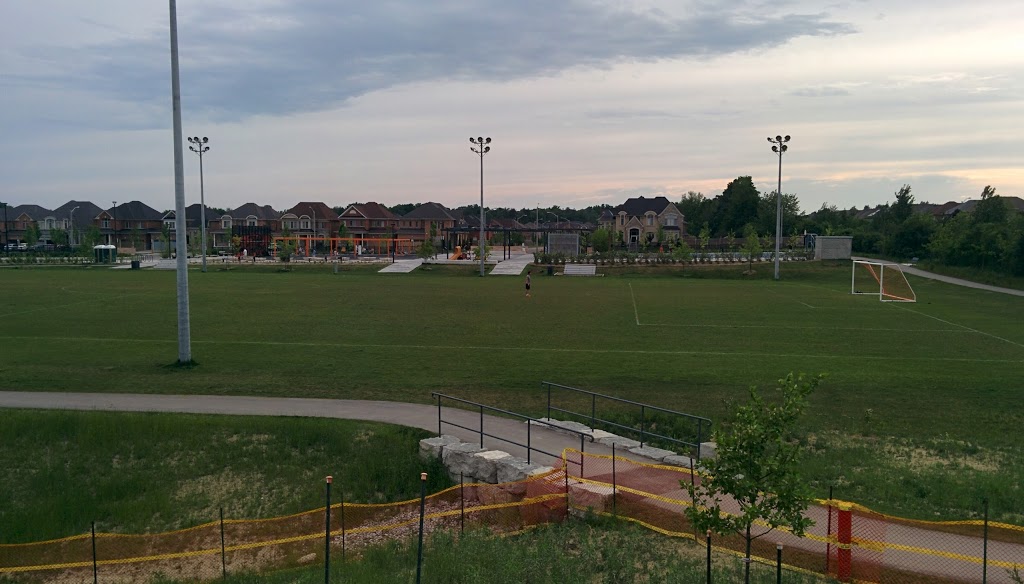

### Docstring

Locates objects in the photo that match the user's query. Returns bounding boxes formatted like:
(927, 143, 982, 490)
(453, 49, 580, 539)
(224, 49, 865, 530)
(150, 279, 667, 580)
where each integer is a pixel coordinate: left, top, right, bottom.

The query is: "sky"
(2, 0, 1023, 216)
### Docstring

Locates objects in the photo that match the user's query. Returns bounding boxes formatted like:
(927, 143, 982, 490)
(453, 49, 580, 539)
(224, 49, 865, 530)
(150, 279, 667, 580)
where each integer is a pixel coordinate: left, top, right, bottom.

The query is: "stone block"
(469, 450, 513, 483)
(596, 435, 641, 449)
(442, 443, 486, 480)
(419, 435, 461, 460)
(662, 455, 694, 469)
(628, 445, 677, 461)
(529, 418, 593, 437)
(477, 483, 517, 506)
(699, 441, 718, 460)
(569, 482, 615, 513)
(494, 456, 543, 484)
(590, 429, 617, 441)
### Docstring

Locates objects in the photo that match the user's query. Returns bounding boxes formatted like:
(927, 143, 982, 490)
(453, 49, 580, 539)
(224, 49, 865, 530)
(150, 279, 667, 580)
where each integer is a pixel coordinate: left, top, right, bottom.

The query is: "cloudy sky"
(2, 0, 1022, 215)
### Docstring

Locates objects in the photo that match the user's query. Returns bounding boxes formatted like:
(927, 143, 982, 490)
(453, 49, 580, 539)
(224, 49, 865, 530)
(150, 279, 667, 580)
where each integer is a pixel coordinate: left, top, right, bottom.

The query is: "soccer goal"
(851, 260, 916, 302)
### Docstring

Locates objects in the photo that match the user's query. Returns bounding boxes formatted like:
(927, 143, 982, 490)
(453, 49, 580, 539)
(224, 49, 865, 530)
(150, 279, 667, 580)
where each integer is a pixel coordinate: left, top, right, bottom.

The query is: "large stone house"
(599, 196, 686, 246)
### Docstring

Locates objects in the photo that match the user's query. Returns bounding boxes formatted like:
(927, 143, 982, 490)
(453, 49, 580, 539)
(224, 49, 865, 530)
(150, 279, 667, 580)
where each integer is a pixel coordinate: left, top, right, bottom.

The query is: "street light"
(767, 134, 790, 281)
(547, 212, 564, 226)
(0, 201, 8, 252)
(112, 201, 117, 248)
(469, 136, 492, 277)
(69, 206, 79, 248)
(187, 136, 210, 272)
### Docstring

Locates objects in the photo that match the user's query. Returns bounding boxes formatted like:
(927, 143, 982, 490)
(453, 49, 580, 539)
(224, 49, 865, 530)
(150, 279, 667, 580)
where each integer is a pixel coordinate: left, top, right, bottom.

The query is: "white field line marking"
(887, 304, 1024, 350)
(1, 335, 1021, 364)
(0, 295, 133, 319)
(628, 283, 641, 325)
(797, 301, 816, 309)
(638, 323, 969, 332)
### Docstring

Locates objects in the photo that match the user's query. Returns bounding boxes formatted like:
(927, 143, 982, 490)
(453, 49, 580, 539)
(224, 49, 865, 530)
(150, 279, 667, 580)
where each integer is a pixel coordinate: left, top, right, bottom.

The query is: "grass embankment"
(0, 410, 451, 543)
(0, 261, 1021, 523)
(151, 519, 834, 584)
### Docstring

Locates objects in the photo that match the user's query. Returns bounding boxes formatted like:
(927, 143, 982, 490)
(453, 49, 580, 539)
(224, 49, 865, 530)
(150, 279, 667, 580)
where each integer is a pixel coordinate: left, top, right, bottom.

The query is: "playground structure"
(271, 235, 417, 258)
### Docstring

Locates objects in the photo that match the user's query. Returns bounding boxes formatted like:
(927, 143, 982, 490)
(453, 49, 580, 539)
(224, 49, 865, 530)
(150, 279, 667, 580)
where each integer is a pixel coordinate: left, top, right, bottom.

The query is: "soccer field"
(0, 262, 1022, 521)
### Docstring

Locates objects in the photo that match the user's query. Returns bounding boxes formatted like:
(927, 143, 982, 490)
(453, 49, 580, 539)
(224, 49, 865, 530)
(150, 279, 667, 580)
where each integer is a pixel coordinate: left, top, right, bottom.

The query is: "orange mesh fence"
(3, 453, 1022, 583)
(561, 449, 1024, 584)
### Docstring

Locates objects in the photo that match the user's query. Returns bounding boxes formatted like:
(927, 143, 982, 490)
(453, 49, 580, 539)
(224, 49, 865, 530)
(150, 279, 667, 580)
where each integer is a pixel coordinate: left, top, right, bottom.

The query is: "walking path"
(378, 258, 424, 273)
(853, 257, 1024, 297)
(489, 251, 534, 276)
(2, 391, 1020, 582)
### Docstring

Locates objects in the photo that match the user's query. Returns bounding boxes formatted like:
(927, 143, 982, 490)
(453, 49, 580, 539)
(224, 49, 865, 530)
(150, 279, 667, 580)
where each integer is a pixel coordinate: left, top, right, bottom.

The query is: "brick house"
(599, 196, 686, 246)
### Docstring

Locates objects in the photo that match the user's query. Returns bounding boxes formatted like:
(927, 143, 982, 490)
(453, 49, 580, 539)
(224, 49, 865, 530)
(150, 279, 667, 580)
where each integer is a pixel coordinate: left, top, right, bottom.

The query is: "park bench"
(563, 264, 599, 276)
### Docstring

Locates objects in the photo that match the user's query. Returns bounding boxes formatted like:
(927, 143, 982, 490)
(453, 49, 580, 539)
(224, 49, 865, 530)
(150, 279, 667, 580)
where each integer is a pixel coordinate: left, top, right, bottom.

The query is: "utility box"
(93, 245, 117, 264)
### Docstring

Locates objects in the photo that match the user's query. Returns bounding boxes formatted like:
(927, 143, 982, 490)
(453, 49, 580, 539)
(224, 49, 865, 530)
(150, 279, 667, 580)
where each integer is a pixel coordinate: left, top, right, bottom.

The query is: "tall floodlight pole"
(69, 206, 79, 247)
(169, 0, 192, 363)
(469, 137, 491, 277)
(1, 202, 8, 251)
(187, 136, 210, 272)
(767, 135, 790, 281)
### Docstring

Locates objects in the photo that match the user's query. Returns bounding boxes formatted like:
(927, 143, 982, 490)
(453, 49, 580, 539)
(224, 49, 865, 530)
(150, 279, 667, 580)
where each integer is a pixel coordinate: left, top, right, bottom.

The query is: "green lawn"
(0, 261, 1021, 523)
(0, 410, 450, 543)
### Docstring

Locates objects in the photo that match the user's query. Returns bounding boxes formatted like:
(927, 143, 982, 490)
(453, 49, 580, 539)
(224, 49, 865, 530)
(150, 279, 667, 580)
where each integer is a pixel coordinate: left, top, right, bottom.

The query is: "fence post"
(324, 476, 332, 584)
(527, 420, 531, 464)
(640, 406, 646, 447)
(460, 472, 465, 535)
(479, 406, 484, 448)
(706, 529, 712, 584)
(825, 485, 834, 574)
(837, 503, 852, 582)
(436, 395, 441, 437)
(416, 472, 427, 584)
(340, 482, 346, 564)
(219, 507, 226, 580)
(983, 497, 989, 584)
(611, 443, 617, 518)
(776, 543, 783, 584)
(91, 521, 98, 584)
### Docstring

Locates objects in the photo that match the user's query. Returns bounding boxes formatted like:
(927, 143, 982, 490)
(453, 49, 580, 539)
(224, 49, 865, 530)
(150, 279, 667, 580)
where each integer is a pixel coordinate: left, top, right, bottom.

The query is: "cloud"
(9, 0, 855, 125)
(790, 86, 851, 97)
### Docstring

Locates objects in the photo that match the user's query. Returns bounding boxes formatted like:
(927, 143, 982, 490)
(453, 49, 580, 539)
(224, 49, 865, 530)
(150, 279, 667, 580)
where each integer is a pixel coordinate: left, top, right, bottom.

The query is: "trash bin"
(130, 260, 140, 270)
(546, 265, 554, 276)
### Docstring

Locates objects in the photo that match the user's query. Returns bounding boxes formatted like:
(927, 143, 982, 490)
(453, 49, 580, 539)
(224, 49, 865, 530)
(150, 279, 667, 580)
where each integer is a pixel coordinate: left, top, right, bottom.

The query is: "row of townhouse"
(1, 195, 691, 253)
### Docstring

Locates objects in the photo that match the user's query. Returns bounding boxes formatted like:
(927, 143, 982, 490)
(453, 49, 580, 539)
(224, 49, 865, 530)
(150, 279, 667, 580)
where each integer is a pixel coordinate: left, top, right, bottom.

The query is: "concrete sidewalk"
(0, 391, 661, 468)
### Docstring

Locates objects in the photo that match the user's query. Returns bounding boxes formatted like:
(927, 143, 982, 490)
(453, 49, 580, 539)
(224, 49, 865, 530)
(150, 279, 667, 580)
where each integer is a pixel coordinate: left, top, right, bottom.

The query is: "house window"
(223, 219, 232, 229)
(102, 219, 110, 228)
(620, 215, 625, 226)
(665, 214, 676, 226)
(164, 220, 175, 229)
(302, 220, 310, 229)
(647, 215, 654, 226)
(247, 219, 256, 227)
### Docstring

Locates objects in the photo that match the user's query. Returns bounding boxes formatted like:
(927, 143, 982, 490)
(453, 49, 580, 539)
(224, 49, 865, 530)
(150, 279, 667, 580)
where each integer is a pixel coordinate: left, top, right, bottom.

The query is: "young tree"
(159, 222, 172, 258)
(591, 227, 612, 253)
(741, 224, 762, 273)
(684, 373, 825, 584)
(25, 222, 41, 248)
(698, 224, 711, 261)
(416, 239, 436, 260)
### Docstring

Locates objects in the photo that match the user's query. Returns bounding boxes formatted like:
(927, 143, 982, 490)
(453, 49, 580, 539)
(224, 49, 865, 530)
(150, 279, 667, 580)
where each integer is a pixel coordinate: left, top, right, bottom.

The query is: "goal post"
(851, 260, 916, 302)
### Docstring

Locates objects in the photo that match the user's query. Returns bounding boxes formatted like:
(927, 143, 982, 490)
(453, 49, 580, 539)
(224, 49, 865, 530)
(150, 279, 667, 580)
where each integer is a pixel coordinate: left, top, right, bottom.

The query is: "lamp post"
(547, 212, 565, 226)
(767, 134, 790, 281)
(1, 201, 7, 252)
(469, 136, 491, 277)
(69, 206, 79, 248)
(112, 201, 117, 248)
(187, 136, 210, 272)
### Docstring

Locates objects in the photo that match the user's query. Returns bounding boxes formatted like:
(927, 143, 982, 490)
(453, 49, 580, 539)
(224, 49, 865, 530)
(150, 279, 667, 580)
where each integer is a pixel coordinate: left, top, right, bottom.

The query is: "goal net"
(851, 260, 916, 302)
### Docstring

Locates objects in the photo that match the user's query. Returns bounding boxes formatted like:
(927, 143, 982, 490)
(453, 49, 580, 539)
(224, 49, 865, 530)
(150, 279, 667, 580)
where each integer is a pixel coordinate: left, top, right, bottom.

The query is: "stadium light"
(767, 135, 790, 280)
(170, 0, 193, 363)
(187, 136, 210, 272)
(469, 137, 492, 277)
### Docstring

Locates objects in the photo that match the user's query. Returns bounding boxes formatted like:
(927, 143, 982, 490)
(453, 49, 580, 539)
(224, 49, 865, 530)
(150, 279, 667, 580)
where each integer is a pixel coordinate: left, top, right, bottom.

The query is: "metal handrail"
(541, 381, 712, 461)
(431, 392, 593, 468)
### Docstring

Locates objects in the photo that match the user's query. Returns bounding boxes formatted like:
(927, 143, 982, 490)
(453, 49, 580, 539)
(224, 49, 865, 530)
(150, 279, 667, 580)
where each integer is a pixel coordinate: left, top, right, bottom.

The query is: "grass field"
(0, 261, 1021, 523)
(0, 410, 450, 543)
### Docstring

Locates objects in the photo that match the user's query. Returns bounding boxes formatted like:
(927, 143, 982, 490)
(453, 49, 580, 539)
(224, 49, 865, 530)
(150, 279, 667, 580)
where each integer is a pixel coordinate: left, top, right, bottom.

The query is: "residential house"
(337, 202, 398, 241)
(214, 203, 281, 256)
(53, 201, 104, 246)
(5, 205, 53, 246)
(280, 202, 340, 254)
(599, 196, 686, 246)
(946, 196, 1024, 218)
(398, 202, 458, 244)
(96, 201, 163, 251)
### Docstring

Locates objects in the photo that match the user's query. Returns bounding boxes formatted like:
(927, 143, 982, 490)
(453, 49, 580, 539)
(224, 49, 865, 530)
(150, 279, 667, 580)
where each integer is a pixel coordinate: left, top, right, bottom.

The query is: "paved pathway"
(490, 251, 534, 276)
(853, 257, 1024, 297)
(378, 258, 424, 273)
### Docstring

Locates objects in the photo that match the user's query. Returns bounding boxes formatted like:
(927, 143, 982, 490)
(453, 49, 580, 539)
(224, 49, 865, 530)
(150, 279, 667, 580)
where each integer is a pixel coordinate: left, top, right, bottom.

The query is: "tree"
(25, 222, 41, 248)
(160, 222, 172, 258)
(698, 224, 711, 261)
(416, 239, 436, 260)
(79, 226, 102, 255)
(684, 373, 824, 584)
(713, 177, 761, 236)
(741, 224, 762, 273)
(591, 227, 612, 253)
(50, 228, 69, 248)
(677, 191, 715, 232)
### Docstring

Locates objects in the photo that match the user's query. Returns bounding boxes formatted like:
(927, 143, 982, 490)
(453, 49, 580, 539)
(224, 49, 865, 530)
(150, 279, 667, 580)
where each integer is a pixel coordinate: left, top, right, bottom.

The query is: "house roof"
(284, 202, 340, 220)
(185, 204, 218, 224)
(229, 203, 281, 220)
(53, 201, 104, 226)
(10, 205, 53, 220)
(339, 202, 396, 220)
(106, 201, 163, 221)
(403, 202, 456, 221)
(614, 196, 672, 217)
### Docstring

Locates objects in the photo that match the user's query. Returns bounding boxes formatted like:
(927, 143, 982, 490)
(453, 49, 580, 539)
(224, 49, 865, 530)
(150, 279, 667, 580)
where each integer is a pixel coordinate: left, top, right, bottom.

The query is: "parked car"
(4, 243, 28, 251)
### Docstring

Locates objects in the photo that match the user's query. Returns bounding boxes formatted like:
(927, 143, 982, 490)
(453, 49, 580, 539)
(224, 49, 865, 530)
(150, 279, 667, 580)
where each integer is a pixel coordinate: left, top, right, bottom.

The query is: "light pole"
(112, 201, 117, 248)
(69, 206, 79, 248)
(1, 201, 7, 252)
(547, 212, 564, 226)
(187, 136, 210, 272)
(767, 135, 790, 281)
(469, 136, 491, 277)
(170, 0, 193, 363)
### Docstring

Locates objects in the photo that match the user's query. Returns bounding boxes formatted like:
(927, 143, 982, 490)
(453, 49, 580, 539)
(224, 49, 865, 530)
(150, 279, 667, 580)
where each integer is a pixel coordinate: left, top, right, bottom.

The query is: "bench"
(563, 264, 598, 276)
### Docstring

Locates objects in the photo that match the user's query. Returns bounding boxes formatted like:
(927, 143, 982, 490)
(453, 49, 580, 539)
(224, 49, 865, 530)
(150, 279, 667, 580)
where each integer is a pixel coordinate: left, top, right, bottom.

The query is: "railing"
(541, 381, 711, 462)
(431, 392, 593, 469)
